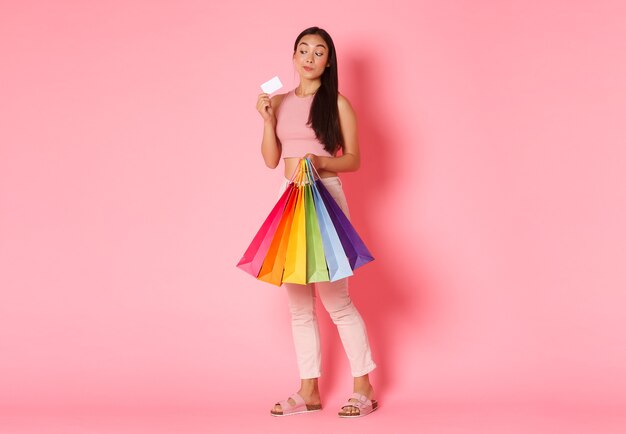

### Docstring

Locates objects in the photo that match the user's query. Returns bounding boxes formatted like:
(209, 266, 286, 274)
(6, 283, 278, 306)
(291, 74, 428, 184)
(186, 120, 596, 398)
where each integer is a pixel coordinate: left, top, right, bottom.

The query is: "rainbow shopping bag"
(236, 185, 292, 278)
(236, 157, 374, 286)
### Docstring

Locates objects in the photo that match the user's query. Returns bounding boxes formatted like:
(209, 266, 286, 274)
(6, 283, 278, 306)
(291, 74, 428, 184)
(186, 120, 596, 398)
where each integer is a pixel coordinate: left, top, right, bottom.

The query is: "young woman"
(256, 27, 378, 418)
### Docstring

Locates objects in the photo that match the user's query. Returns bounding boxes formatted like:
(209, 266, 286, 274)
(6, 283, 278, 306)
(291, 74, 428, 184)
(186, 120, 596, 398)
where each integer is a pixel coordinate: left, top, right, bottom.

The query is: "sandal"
(270, 392, 322, 417)
(338, 392, 378, 418)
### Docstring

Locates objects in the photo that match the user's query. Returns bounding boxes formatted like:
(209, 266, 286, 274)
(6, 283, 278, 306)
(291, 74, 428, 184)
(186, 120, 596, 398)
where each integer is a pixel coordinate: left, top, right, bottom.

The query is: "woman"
(256, 26, 378, 418)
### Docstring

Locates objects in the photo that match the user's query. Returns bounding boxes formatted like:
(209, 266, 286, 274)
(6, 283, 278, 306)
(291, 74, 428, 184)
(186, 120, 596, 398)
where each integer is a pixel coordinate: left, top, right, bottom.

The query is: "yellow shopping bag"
(283, 166, 308, 284)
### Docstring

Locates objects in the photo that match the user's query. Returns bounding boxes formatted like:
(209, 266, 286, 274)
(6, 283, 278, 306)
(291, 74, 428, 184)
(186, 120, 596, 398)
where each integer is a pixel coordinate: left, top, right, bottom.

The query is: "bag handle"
(285, 158, 304, 185)
(296, 158, 307, 185)
(304, 157, 321, 184)
(286, 157, 321, 186)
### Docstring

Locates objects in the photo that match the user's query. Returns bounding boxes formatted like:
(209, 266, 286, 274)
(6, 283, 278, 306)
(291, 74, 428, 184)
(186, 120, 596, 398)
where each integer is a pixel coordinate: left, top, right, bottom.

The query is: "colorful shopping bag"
(237, 157, 373, 286)
(303, 183, 330, 282)
(283, 185, 308, 284)
(305, 158, 374, 271)
(257, 185, 299, 286)
(307, 173, 353, 281)
(315, 178, 375, 270)
(236, 185, 292, 277)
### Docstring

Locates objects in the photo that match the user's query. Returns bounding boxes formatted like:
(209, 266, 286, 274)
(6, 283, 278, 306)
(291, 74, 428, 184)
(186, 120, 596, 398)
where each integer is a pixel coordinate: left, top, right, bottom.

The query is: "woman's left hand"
(303, 153, 323, 170)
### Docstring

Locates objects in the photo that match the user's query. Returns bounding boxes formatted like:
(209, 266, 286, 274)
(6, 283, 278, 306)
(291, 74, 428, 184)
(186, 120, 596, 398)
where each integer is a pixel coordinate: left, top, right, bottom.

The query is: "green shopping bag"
(304, 183, 330, 282)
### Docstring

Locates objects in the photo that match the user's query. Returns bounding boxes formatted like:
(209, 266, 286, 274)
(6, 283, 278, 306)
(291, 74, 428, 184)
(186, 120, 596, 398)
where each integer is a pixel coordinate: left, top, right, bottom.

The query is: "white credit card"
(260, 76, 283, 94)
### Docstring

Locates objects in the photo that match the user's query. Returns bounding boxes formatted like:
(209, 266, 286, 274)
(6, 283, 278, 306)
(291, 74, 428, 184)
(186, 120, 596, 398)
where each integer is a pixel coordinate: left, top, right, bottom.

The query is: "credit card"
(260, 76, 283, 94)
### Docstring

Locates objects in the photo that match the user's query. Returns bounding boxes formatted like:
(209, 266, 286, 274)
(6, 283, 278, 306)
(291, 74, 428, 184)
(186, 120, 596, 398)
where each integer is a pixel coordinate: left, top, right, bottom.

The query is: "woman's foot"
(338, 374, 376, 417)
(271, 378, 321, 415)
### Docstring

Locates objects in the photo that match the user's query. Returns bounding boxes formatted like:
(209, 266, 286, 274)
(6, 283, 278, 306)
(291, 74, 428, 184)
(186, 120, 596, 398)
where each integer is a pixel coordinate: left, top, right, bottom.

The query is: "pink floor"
(2, 400, 624, 434)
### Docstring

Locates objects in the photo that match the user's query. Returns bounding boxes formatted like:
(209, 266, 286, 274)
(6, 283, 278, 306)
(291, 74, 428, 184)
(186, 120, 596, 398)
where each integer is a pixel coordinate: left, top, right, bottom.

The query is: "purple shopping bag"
(314, 178, 374, 271)
(310, 178, 354, 281)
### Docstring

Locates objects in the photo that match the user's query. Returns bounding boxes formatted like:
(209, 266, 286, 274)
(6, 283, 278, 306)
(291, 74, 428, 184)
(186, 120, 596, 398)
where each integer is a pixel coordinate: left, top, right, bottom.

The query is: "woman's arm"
(258, 93, 285, 169)
(307, 94, 360, 172)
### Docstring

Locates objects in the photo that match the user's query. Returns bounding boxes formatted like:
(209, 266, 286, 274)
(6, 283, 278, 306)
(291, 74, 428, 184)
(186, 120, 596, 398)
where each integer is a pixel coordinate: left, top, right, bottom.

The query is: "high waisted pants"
(279, 176, 377, 379)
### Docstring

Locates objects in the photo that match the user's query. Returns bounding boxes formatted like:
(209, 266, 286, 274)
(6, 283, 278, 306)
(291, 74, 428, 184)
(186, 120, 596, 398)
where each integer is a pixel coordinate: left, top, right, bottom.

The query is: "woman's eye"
(300, 50, 307, 54)
(315, 52, 324, 57)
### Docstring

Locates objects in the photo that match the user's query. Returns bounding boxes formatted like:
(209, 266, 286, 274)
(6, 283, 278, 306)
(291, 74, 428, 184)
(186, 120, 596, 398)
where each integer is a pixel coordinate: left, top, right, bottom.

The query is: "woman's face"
(293, 33, 330, 80)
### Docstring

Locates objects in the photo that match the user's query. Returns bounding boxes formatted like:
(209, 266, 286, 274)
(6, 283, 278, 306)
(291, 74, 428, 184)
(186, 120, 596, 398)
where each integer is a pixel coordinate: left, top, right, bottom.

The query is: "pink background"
(1, 1, 625, 433)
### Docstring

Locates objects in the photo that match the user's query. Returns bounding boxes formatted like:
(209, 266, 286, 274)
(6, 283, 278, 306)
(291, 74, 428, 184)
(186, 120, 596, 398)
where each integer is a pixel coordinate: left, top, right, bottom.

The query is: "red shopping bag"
(236, 185, 292, 277)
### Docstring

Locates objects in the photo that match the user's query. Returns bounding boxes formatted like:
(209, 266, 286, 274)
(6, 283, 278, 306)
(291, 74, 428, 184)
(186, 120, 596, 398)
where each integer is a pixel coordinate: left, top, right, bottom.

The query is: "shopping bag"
(236, 185, 292, 277)
(282, 185, 307, 284)
(304, 158, 374, 271)
(308, 173, 353, 281)
(315, 178, 375, 270)
(237, 157, 373, 286)
(303, 183, 330, 283)
(257, 185, 299, 286)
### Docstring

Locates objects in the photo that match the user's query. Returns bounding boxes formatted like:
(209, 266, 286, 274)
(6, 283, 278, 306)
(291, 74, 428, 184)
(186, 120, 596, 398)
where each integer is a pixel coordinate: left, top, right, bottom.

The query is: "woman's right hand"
(257, 93, 276, 125)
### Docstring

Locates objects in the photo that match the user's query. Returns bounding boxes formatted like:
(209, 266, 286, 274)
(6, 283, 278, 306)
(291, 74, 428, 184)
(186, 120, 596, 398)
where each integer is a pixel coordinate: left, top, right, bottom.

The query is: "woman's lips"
(303, 66, 314, 71)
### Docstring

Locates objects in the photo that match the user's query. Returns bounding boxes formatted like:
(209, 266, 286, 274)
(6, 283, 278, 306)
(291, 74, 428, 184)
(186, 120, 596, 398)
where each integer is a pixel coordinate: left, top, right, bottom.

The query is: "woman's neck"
(296, 80, 321, 97)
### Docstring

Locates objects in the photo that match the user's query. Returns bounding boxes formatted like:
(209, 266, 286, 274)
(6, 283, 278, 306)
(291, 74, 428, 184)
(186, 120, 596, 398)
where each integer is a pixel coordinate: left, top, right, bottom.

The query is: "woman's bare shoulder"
(337, 93, 355, 113)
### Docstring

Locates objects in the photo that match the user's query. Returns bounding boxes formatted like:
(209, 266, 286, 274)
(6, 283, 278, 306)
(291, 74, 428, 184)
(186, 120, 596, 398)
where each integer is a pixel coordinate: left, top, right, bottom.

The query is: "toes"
(340, 404, 360, 416)
(271, 397, 299, 415)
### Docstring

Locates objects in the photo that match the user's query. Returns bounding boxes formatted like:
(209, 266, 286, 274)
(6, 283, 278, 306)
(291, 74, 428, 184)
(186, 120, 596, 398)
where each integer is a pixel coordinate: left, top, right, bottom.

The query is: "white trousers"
(279, 177, 377, 379)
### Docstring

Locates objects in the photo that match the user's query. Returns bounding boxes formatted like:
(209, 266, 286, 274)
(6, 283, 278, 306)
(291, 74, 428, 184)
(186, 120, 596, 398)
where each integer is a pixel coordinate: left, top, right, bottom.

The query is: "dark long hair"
(293, 27, 343, 155)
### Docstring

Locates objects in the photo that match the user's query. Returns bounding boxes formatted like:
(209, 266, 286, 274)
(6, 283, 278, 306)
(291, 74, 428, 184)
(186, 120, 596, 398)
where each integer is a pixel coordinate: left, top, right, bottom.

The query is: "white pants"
(279, 177, 377, 379)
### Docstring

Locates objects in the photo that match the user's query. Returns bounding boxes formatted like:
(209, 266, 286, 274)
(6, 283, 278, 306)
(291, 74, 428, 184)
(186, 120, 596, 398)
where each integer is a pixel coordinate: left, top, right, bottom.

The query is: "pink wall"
(1, 0, 625, 423)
